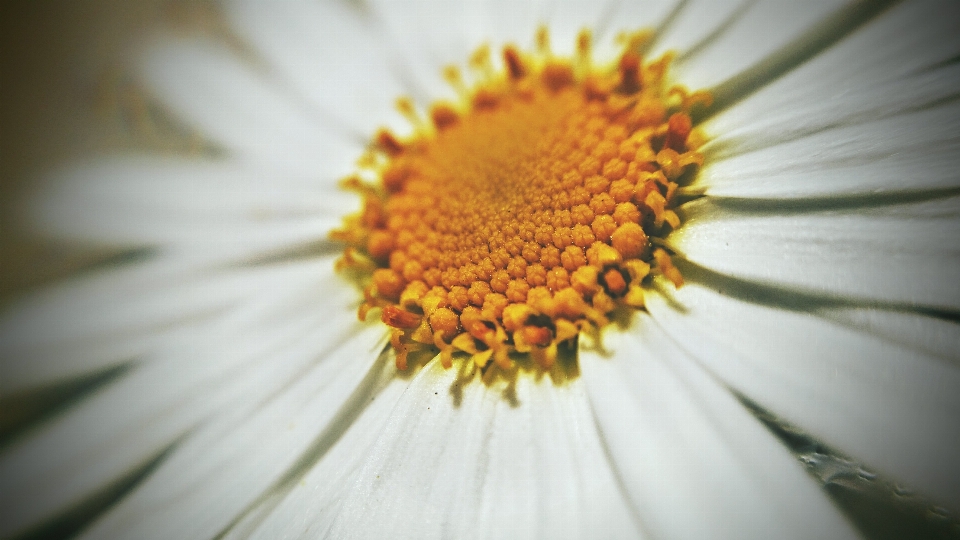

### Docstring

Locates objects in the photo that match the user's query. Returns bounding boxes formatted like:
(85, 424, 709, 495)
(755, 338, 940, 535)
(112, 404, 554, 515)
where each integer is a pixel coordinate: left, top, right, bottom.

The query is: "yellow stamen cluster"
(334, 29, 709, 373)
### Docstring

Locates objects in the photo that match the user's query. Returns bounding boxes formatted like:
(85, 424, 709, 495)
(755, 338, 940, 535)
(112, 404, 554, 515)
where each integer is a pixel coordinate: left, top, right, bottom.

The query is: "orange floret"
(335, 26, 706, 372)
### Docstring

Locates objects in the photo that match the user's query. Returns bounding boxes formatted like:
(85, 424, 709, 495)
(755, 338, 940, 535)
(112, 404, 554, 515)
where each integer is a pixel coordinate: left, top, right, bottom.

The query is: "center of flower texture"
(334, 28, 710, 375)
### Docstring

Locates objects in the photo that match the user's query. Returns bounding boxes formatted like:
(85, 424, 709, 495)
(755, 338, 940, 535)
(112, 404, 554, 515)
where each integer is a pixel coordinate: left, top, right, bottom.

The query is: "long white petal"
(534, 0, 619, 57)
(580, 320, 859, 539)
(647, 0, 747, 61)
(0, 257, 365, 537)
(704, 0, 960, 164)
(698, 101, 960, 198)
(224, 0, 408, 137)
(473, 0, 545, 53)
(820, 307, 960, 366)
(607, 0, 680, 36)
(29, 156, 357, 248)
(671, 197, 960, 310)
(366, 0, 490, 105)
(239, 372, 412, 540)
(0, 255, 344, 395)
(324, 358, 639, 540)
(646, 279, 960, 513)
(368, 0, 678, 109)
(78, 324, 387, 540)
(141, 37, 360, 176)
(656, 0, 846, 90)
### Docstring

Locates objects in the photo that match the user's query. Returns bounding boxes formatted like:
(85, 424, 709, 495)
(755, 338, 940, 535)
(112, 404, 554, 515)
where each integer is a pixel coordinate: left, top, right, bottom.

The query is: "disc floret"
(334, 28, 709, 373)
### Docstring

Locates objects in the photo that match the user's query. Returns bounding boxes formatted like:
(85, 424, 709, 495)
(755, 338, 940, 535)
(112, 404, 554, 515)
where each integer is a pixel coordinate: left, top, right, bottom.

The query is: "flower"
(2, 0, 959, 539)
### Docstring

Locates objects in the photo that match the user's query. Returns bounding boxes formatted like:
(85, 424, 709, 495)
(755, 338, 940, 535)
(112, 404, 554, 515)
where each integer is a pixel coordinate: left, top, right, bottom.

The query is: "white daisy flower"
(2, 1, 959, 539)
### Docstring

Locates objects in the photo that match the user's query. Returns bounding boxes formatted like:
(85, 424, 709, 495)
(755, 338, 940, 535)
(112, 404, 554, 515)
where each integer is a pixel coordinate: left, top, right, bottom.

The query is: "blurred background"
(0, 0, 216, 304)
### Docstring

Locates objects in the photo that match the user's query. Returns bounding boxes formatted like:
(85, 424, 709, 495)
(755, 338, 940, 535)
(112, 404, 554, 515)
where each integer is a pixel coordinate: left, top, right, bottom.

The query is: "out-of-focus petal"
(77, 325, 386, 540)
(141, 38, 359, 176)
(224, 0, 408, 137)
(29, 156, 357, 249)
(0, 256, 375, 538)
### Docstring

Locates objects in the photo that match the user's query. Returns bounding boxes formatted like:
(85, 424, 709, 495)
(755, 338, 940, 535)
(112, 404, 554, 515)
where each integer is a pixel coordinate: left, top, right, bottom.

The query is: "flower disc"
(335, 29, 710, 372)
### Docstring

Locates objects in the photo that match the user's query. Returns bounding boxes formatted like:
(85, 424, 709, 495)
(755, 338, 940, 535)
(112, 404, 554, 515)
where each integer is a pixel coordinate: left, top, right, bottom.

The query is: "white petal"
(473, 0, 545, 52)
(239, 370, 412, 540)
(580, 320, 859, 539)
(368, 0, 636, 106)
(0, 257, 363, 537)
(704, 0, 960, 162)
(646, 280, 960, 513)
(141, 37, 360, 176)
(224, 0, 408, 137)
(325, 358, 639, 540)
(698, 101, 960, 198)
(821, 307, 960, 366)
(535, 0, 619, 57)
(672, 197, 960, 310)
(366, 0, 488, 105)
(369, 0, 678, 108)
(78, 324, 387, 540)
(607, 0, 681, 36)
(0, 255, 343, 395)
(595, 0, 681, 62)
(647, 0, 747, 60)
(656, 0, 846, 90)
(29, 155, 357, 248)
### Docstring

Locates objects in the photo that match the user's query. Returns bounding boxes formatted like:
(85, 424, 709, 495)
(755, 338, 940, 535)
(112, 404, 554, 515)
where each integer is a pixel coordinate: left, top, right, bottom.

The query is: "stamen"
(374, 129, 404, 156)
(395, 97, 425, 132)
(430, 104, 460, 131)
(469, 44, 494, 80)
(443, 65, 468, 98)
(536, 26, 551, 57)
(575, 29, 592, 75)
(503, 46, 527, 80)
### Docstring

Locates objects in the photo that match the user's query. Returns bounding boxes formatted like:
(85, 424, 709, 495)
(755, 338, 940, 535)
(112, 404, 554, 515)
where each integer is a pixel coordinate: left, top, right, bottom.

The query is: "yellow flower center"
(334, 28, 710, 374)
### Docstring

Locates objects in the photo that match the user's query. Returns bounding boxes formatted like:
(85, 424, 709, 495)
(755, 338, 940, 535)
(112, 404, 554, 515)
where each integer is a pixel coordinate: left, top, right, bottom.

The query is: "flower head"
(334, 30, 703, 374)
(1, 1, 959, 539)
